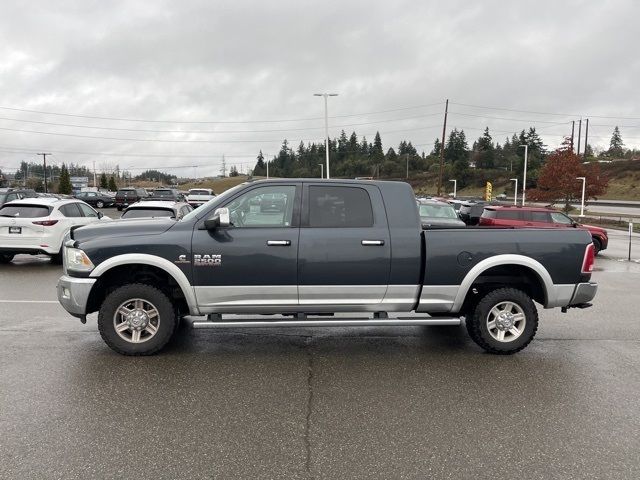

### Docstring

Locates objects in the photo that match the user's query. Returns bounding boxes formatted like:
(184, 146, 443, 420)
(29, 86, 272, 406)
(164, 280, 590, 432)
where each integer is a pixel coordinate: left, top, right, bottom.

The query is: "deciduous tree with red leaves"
(527, 148, 608, 211)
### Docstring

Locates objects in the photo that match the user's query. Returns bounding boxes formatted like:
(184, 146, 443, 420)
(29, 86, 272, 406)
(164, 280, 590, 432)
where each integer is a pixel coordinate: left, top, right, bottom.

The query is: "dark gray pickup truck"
(57, 179, 597, 356)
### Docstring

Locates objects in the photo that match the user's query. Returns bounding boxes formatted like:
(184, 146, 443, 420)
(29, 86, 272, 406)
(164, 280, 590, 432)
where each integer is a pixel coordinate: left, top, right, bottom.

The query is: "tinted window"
(60, 203, 83, 217)
(78, 203, 98, 217)
(0, 205, 50, 218)
(496, 210, 523, 220)
(309, 186, 373, 228)
(531, 211, 550, 223)
(550, 212, 573, 224)
(225, 185, 296, 227)
(122, 208, 174, 219)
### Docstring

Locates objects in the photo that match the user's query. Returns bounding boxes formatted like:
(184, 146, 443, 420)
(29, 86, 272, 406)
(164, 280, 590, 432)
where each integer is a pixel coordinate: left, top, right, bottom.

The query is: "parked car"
(459, 200, 493, 225)
(0, 197, 110, 263)
(149, 188, 186, 202)
(478, 205, 608, 254)
(114, 187, 149, 211)
(417, 199, 466, 229)
(0, 188, 38, 208)
(186, 188, 215, 208)
(75, 191, 115, 208)
(121, 201, 193, 220)
(56, 179, 597, 356)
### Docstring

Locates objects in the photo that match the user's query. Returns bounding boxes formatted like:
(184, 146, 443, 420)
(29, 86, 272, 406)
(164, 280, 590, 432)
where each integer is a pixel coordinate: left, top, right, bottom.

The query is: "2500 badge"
(175, 254, 222, 266)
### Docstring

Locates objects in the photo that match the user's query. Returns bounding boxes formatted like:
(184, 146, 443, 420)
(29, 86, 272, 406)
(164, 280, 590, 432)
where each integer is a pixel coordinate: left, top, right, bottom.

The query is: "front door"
(191, 184, 301, 312)
(297, 183, 391, 309)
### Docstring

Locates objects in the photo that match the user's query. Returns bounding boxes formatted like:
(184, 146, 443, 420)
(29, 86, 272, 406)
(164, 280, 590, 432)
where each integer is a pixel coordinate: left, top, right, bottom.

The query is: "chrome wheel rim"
(113, 298, 160, 344)
(486, 301, 526, 342)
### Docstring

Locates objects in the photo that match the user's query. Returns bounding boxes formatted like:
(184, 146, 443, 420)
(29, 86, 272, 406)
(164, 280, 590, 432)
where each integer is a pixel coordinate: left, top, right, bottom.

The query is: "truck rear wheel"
(466, 287, 538, 354)
(98, 283, 177, 355)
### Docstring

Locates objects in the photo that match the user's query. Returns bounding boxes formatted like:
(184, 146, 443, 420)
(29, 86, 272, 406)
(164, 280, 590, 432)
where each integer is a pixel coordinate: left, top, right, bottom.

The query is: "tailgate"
(0, 217, 44, 243)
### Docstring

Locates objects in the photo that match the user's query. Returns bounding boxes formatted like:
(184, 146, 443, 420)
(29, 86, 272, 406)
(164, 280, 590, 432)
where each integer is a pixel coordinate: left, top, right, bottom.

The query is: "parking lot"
(1, 222, 639, 479)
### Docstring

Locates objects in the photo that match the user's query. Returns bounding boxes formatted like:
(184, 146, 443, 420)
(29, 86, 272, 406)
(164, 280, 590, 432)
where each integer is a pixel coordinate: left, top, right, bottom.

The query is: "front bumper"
(569, 282, 598, 306)
(57, 275, 96, 317)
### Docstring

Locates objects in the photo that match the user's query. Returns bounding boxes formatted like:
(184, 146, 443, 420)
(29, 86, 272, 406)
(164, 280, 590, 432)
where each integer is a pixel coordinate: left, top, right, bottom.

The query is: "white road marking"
(0, 300, 59, 304)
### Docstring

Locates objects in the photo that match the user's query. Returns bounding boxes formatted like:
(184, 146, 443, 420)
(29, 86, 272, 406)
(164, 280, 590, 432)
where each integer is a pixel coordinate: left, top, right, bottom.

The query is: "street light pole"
(318, 163, 323, 178)
(519, 144, 528, 206)
(314, 93, 338, 179)
(406, 154, 409, 179)
(510, 178, 518, 206)
(576, 176, 586, 217)
(449, 179, 457, 198)
(266, 160, 269, 179)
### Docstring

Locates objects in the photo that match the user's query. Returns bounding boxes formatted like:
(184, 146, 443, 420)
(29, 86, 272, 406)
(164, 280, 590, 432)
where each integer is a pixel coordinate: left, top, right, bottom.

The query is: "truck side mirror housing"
(204, 207, 230, 230)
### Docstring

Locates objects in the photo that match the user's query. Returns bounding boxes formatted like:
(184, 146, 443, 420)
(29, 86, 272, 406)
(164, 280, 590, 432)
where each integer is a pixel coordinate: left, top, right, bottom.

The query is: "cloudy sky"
(0, 0, 638, 178)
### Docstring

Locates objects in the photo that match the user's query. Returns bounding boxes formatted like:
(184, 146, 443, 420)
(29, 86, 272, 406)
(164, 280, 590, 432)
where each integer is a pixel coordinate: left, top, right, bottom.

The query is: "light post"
(406, 154, 410, 179)
(449, 179, 457, 198)
(510, 178, 518, 206)
(519, 144, 528, 206)
(313, 93, 338, 179)
(318, 163, 323, 178)
(576, 176, 586, 217)
(266, 160, 269, 179)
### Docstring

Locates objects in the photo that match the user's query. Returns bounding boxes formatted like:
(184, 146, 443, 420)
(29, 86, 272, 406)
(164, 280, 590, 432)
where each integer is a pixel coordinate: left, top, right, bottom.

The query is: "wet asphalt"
(0, 234, 639, 479)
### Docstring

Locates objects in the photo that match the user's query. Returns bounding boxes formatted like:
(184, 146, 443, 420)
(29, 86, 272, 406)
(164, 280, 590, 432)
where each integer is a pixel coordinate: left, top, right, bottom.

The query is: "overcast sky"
(0, 0, 638, 178)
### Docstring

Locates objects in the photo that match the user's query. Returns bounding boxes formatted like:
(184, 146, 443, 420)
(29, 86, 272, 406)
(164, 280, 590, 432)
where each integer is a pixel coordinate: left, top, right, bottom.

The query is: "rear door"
(297, 183, 391, 307)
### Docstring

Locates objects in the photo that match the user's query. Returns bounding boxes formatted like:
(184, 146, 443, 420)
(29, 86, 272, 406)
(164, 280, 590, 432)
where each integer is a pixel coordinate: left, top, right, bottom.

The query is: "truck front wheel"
(466, 287, 538, 354)
(98, 283, 177, 355)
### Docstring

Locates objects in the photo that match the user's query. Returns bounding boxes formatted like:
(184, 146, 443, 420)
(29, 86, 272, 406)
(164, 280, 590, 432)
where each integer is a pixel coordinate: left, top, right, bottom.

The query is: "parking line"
(0, 300, 59, 304)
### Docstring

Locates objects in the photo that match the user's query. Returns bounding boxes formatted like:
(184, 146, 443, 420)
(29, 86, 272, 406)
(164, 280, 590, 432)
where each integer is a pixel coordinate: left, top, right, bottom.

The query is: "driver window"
(225, 186, 296, 227)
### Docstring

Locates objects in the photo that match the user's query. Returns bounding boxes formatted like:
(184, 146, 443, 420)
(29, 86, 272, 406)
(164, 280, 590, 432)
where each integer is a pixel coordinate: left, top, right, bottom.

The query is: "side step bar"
(191, 317, 461, 329)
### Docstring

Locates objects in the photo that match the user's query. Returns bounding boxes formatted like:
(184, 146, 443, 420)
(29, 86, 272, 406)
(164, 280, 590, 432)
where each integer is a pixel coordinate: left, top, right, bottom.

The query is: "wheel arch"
(453, 254, 554, 313)
(87, 254, 199, 315)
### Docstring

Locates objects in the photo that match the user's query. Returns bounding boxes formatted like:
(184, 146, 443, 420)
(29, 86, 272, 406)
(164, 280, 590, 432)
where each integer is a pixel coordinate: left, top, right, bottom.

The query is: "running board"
(191, 317, 461, 329)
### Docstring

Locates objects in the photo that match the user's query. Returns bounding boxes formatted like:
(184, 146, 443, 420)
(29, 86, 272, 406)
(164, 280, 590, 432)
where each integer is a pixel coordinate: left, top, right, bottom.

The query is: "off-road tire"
(466, 287, 538, 355)
(0, 254, 14, 264)
(98, 283, 177, 355)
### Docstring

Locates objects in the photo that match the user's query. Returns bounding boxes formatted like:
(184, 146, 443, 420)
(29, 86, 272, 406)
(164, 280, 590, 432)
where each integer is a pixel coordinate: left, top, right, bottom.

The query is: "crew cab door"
(297, 183, 391, 307)
(191, 184, 301, 311)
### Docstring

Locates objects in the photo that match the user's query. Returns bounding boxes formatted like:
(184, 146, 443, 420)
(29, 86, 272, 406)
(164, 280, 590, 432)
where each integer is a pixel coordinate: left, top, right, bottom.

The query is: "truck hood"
(72, 218, 176, 243)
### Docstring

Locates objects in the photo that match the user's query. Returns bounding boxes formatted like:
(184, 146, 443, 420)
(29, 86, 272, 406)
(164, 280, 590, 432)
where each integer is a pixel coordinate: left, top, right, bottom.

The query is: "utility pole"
(313, 93, 338, 179)
(570, 121, 575, 152)
(437, 99, 449, 196)
(221, 155, 226, 177)
(93, 161, 97, 188)
(37, 153, 51, 193)
(584, 119, 589, 160)
(519, 144, 528, 206)
(577, 119, 582, 155)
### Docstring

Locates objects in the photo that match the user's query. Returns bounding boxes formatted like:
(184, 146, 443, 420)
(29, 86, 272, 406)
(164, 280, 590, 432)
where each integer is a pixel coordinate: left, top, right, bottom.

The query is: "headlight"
(65, 247, 95, 272)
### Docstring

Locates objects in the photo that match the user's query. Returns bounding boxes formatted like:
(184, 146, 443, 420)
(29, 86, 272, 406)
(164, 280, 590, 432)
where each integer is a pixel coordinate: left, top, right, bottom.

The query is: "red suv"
(479, 206, 608, 254)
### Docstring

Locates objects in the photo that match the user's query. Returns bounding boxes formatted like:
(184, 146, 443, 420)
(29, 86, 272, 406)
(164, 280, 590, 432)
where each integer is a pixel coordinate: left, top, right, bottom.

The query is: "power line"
(0, 101, 445, 125)
(450, 101, 640, 120)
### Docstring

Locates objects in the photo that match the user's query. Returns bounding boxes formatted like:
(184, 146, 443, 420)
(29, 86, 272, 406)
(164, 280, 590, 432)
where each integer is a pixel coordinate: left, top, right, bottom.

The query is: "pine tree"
(100, 172, 108, 189)
(229, 166, 239, 177)
(108, 176, 117, 191)
(608, 126, 624, 157)
(58, 164, 72, 195)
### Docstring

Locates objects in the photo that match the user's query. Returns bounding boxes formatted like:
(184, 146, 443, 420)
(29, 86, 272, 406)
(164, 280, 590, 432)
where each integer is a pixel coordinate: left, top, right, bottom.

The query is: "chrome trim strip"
(417, 285, 459, 313)
(90, 254, 200, 315)
(194, 285, 298, 307)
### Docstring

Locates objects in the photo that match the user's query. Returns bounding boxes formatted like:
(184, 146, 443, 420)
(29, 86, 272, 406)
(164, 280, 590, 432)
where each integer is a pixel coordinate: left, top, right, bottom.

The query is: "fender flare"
(452, 254, 554, 312)
(90, 253, 200, 315)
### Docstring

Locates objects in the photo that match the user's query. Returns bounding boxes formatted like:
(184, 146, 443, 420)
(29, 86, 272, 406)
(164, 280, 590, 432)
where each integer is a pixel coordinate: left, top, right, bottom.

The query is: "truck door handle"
(267, 240, 291, 246)
(361, 240, 385, 246)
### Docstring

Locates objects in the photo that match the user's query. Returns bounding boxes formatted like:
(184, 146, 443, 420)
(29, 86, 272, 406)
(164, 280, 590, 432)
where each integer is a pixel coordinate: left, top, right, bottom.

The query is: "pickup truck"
(57, 179, 598, 356)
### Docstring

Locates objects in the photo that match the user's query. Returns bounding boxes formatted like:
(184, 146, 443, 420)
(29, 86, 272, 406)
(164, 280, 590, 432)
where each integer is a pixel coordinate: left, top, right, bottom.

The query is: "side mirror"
(97, 212, 104, 219)
(204, 207, 230, 230)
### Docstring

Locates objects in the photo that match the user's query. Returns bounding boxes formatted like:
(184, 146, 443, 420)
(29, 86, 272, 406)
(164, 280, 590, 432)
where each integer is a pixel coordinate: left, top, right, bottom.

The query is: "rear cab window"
(308, 186, 374, 228)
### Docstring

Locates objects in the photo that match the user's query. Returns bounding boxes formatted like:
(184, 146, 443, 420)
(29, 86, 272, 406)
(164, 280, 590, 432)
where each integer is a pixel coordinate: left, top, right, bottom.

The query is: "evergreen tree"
(431, 138, 442, 156)
(473, 127, 495, 169)
(254, 150, 266, 176)
(445, 129, 469, 164)
(58, 164, 72, 195)
(229, 165, 239, 177)
(100, 172, 108, 189)
(608, 126, 624, 157)
(108, 176, 117, 191)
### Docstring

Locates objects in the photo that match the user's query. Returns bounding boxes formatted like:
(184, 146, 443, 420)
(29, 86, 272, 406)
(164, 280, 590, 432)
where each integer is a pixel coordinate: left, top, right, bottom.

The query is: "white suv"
(0, 198, 110, 264)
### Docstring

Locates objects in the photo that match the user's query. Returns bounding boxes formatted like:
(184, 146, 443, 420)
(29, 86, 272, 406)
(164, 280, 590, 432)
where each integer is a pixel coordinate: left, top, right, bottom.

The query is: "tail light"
(32, 220, 59, 226)
(581, 243, 595, 274)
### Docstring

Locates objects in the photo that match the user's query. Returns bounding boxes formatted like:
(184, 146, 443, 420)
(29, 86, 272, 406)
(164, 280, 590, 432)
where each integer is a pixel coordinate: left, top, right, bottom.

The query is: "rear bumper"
(569, 282, 598, 306)
(57, 275, 96, 317)
(0, 242, 59, 255)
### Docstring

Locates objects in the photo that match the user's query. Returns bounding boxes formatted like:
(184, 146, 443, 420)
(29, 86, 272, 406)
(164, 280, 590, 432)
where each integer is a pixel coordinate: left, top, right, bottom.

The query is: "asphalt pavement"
(0, 233, 639, 479)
